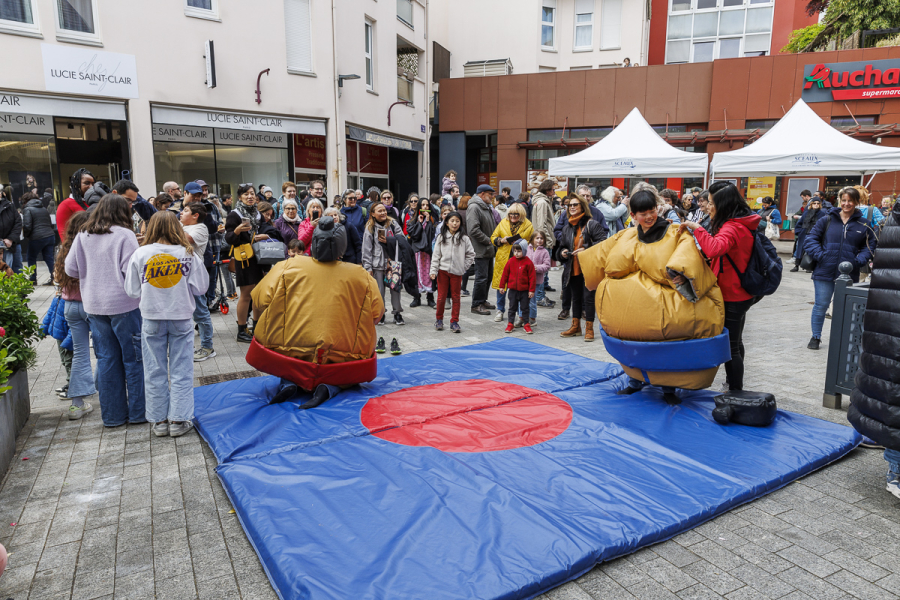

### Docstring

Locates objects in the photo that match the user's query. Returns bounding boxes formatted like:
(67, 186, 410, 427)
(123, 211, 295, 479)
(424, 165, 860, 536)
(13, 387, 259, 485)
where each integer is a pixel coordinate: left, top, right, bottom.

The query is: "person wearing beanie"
(499, 238, 536, 334)
(247, 216, 384, 409)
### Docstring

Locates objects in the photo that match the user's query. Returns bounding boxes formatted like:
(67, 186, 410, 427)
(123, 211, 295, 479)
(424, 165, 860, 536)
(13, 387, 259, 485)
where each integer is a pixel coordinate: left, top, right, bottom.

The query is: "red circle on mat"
(360, 379, 572, 453)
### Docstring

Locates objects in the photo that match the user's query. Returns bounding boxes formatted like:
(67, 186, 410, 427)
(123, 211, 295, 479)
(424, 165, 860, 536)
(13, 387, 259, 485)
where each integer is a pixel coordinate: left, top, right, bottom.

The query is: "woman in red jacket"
(57, 169, 94, 242)
(680, 182, 761, 392)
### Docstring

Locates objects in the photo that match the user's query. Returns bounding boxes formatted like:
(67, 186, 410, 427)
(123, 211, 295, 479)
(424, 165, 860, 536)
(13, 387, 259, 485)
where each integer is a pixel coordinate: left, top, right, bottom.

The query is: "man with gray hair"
(163, 181, 183, 206)
(593, 185, 629, 235)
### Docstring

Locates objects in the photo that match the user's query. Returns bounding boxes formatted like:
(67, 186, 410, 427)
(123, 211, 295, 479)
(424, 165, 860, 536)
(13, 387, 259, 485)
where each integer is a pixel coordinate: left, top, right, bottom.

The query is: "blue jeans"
(143, 319, 195, 423)
(529, 281, 544, 319)
(3, 244, 22, 273)
(88, 308, 145, 426)
(63, 300, 96, 399)
(535, 279, 546, 303)
(193, 294, 213, 350)
(496, 289, 507, 314)
(26, 235, 55, 282)
(811, 279, 836, 339)
(885, 449, 900, 483)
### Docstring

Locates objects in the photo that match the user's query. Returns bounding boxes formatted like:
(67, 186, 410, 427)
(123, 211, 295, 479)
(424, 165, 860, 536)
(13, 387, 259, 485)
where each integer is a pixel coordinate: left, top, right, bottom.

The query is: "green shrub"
(781, 23, 826, 53)
(0, 266, 42, 372)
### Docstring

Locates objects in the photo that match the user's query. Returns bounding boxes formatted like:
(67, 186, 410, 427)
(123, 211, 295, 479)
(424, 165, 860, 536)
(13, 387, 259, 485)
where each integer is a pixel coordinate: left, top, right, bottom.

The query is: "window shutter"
(285, 0, 313, 73)
(600, 0, 621, 50)
(575, 0, 592, 14)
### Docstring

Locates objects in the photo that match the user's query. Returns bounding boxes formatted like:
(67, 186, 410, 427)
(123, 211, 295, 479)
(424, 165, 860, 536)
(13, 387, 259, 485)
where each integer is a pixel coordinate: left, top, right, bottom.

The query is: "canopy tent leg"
(865, 172, 879, 188)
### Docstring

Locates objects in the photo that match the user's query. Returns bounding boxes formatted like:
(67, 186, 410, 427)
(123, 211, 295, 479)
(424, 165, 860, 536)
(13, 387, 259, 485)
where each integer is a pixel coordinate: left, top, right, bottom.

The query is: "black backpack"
(721, 229, 783, 297)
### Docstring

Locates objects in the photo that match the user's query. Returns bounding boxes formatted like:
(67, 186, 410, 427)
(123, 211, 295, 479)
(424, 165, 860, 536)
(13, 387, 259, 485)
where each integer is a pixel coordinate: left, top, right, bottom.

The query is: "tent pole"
(865, 172, 878, 188)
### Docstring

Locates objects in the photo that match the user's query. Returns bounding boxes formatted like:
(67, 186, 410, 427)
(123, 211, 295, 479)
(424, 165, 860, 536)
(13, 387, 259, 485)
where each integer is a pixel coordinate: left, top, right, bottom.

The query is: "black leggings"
(723, 299, 755, 391)
(568, 274, 595, 321)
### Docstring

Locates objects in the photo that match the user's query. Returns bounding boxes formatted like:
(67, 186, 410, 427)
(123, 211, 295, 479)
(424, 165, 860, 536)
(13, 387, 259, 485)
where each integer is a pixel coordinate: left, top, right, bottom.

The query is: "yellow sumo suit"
(578, 223, 726, 390)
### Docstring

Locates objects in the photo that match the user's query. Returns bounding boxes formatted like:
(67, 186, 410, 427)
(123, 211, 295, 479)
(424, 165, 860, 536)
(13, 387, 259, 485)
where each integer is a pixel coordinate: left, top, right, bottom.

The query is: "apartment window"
(665, 0, 775, 64)
(55, 0, 99, 43)
(365, 20, 375, 91)
(600, 0, 622, 50)
(285, 0, 313, 74)
(397, 0, 412, 28)
(397, 44, 418, 103)
(541, 0, 555, 49)
(574, 0, 593, 50)
(185, 0, 219, 20)
(0, 0, 41, 36)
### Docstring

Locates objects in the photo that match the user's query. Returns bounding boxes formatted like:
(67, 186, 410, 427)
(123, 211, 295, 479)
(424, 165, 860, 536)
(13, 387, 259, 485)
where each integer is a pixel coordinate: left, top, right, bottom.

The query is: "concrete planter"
(0, 370, 30, 479)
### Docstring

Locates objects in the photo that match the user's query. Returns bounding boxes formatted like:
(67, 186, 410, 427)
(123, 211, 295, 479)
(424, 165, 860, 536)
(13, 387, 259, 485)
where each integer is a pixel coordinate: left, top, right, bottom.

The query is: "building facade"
(0, 0, 430, 205)
(437, 47, 900, 233)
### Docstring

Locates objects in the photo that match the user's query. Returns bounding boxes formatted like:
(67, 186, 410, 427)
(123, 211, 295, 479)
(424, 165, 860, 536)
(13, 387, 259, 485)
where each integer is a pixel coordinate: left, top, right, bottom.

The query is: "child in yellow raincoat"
(578, 189, 726, 404)
(489, 203, 534, 322)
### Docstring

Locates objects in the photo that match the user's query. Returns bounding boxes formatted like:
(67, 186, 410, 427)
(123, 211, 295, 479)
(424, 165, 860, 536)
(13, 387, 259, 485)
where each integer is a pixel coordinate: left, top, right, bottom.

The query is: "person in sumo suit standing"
(577, 189, 725, 405)
(246, 215, 385, 408)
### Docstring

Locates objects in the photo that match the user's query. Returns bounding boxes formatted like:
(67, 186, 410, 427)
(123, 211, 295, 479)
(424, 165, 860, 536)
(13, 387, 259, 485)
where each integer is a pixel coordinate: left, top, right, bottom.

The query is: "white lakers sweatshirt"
(124, 243, 210, 321)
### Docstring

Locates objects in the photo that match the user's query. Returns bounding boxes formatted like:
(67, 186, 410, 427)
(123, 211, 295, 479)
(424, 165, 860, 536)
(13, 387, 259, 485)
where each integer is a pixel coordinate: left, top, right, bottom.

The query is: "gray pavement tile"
(775, 526, 839, 555)
(826, 569, 900, 600)
(600, 558, 647, 588)
(732, 525, 793, 553)
(818, 528, 881, 560)
(154, 571, 198, 600)
(196, 574, 241, 600)
(152, 508, 186, 534)
(4, 540, 46, 565)
(17, 500, 58, 526)
(72, 566, 116, 600)
(735, 508, 791, 533)
(115, 526, 150, 554)
(624, 546, 658, 566)
(722, 587, 769, 600)
(546, 581, 593, 600)
(681, 561, 745, 596)
(626, 577, 682, 600)
(687, 540, 746, 571)
(28, 563, 76, 597)
(575, 567, 636, 599)
(640, 557, 698, 593)
(0, 561, 38, 595)
(84, 506, 120, 531)
(11, 519, 51, 546)
(114, 547, 154, 578)
(36, 539, 80, 571)
(870, 552, 900, 575)
(115, 508, 152, 532)
(732, 541, 794, 575)
(192, 547, 234, 583)
(677, 583, 726, 600)
(776, 545, 841, 579)
(113, 569, 155, 600)
(877, 573, 900, 594)
(730, 562, 796, 598)
(822, 548, 890, 582)
(651, 540, 701, 568)
(775, 566, 847, 600)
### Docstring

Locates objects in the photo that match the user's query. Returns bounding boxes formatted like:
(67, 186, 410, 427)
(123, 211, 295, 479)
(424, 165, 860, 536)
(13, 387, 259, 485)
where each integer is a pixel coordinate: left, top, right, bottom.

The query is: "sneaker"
(393, 313, 405, 326)
(460, 289, 471, 297)
(375, 337, 386, 354)
(227, 293, 238, 301)
(536, 299, 554, 308)
(504, 323, 514, 333)
(544, 284, 556, 292)
(55, 384, 68, 394)
(557, 309, 570, 320)
(887, 478, 900, 500)
(807, 336, 821, 350)
(470, 304, 491, 315)
(68, 402, 93, 420)
(409, 295, 422, 308)
(523, 323, 533, 334)
(825, 313, 832, 320)
(530, 318, 536, 325)
(482, 302, 496, 310)
(514, 316, 524, 328)
(236, 330, 253, 343)
(193, 348, 216, 362)
(450, 322, 461, 333)
(168, 421, 194, 438)
(57, 385, 70, 400)
(378, 314, 385, 325)
(434, 319, 444, 331)
(152, 421, 169, 436)
(390, 338, 401, 355)
(787, 257, 795, 264)
(493, 311, 504, 322)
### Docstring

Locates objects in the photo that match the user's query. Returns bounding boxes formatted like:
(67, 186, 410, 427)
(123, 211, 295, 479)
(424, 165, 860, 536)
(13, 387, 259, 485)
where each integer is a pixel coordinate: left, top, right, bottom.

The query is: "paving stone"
(576, 568, 636, 599)
(776, 545, 841, 578)
(113, 569, 155, 600)
(72, 566, 115, 600)
(818, 528, 881, 560)
(822, 548, 891, 582)
(600, 558, 647, 588)
(546, 581, 593, 600)
(196, 574, 241, 600)
(732, 541, 794, 575)
(681, 560, 745, 596)
(154, 571, 199, 600)
(775, 566, 847, 600)
(723, 587, 769, 600)
(0, 561, 38, 595)
(826, 569, 900, 600)
(677, 583, 725, 600)
(730, 562, 796, 598)
(115, 547, 154, 578)
(627, 577, 682, 600)
(688, 540, 746, 571)
(640, 557, 698, 593)
(652, 540, 702, 568)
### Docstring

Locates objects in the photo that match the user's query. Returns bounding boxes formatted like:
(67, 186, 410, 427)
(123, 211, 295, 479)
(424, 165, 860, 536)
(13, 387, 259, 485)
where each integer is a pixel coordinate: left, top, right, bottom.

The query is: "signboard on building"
(294, 134, 326, 171)
(347, 140, 389, 175)
(151, 105, 325, 136)
(747, 176, 776, 209)
(0, 112, 53, 135)
(1, 90, 126, 121)
(41, 44, 139, 99)
(802, 59, 900, 102)
(215, 128, 288, 148)
(477, 172, 498, 190)
(151, 125, 213, 144)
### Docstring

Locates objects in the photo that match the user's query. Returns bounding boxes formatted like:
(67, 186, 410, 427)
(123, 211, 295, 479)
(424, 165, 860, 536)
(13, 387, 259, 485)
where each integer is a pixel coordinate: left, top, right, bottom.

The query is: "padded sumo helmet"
(311, 216, 347, 262)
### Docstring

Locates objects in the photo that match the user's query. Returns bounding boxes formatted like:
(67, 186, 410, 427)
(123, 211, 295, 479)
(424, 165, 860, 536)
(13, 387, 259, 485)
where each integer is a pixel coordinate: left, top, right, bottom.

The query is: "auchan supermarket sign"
(802, 59, 900, 102)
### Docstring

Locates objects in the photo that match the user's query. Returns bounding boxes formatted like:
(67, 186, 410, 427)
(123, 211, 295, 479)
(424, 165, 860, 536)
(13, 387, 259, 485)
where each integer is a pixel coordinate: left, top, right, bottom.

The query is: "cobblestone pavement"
(1, 250, 898, 600)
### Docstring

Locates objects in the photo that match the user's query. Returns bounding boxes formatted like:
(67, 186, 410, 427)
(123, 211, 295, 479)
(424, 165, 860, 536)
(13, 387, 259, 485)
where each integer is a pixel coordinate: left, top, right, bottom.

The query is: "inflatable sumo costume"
(246, 216, 385, 408)
(578, 196, 730, 398)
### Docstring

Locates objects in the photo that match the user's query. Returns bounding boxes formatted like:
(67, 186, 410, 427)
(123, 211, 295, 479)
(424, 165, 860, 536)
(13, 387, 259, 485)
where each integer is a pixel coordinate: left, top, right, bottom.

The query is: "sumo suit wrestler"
(577, 189, 726, 404)
(246, 215, 385, 408)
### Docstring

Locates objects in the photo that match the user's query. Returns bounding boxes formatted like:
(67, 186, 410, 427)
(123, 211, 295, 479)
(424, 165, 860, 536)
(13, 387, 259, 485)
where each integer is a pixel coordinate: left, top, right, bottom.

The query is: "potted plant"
(0, 267, 42, 478)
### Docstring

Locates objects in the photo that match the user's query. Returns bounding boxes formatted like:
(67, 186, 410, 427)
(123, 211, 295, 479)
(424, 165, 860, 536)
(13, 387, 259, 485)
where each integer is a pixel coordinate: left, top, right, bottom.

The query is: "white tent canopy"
(710, 99, 900, 177)
(548, 107, 709, 178)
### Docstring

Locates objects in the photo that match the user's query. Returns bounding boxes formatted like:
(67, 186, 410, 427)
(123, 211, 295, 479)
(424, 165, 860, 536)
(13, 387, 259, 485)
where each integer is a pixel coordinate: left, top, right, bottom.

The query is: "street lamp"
(337, 74, 360, 97)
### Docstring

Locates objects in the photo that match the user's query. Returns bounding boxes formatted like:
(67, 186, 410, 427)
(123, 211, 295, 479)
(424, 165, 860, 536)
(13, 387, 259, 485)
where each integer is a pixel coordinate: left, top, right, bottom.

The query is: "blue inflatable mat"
(194, 339, 860, 600)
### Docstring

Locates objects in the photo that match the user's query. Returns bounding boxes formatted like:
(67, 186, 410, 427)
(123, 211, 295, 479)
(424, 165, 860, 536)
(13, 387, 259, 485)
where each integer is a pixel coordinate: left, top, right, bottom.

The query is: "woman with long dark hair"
(556, 193, 606, 341)
(57, 168, 94, 242)
(362, 202, 406, 325)
(224, 184, 270, 343)
(679, 181, 760, 391)
(407, 195, 439, 307)
(64, 194, 145, 426)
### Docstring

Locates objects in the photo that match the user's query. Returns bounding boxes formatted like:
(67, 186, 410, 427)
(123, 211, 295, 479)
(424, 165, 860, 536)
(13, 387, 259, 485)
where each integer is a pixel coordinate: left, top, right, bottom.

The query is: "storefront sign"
(294, 134, 326, 171)
(41, 44, 139, 99)
(151, 105, 325, 136)
(747, 176, 776, 209)
(802, 59, 900, 102)
(215, 129, 288, 148)
(0, 90, 126, 121)
(151, 125, 213, 144)
(0, 112, 53, 135)
(347, 140, 389, 175)
(477, 172, 498, 190)
(347, 125, 424, 153)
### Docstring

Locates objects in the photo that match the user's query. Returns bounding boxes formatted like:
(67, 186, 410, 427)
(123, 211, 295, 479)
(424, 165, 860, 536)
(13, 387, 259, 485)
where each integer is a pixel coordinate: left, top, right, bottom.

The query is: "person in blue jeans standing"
(126, 211, 209, 437)
(179, 203, 216, 362)
(803, 187, 877, 350)
(22, 190, 56, 284)
(65, 194, 145, 427)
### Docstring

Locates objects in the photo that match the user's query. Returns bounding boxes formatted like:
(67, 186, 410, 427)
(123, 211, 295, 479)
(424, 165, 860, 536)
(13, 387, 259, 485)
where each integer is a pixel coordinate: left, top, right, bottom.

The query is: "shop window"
(185, 0, 219, 21)
(599, 0, 621, 49)
(285, 0, 313, 75)
(214, 145, 290, 199)
(365, 20, 375, 91)
(527, 148, 577, 171)
(541, 0, 555, 49)
(397, 0, 412, 28)
(55, 0, 99, 44)
(0, 0, 41, 36)
(574, 0, 593, 50)
(0, 134, 59, 208)
(153, 141, 217, 196)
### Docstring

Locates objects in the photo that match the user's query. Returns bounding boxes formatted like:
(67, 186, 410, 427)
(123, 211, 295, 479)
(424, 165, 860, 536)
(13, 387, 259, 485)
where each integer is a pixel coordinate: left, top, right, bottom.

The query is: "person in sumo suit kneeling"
(577, 189, 725, 404)
(246, 215, 385, 408)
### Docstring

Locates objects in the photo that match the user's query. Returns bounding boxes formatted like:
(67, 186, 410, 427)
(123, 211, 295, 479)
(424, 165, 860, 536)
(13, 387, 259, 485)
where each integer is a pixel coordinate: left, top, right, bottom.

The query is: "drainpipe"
(330, 0, 343, 199)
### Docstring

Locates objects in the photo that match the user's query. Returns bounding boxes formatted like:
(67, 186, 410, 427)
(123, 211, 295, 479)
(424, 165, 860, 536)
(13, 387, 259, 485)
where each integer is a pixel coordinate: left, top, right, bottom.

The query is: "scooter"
(208, 258, 232, 316)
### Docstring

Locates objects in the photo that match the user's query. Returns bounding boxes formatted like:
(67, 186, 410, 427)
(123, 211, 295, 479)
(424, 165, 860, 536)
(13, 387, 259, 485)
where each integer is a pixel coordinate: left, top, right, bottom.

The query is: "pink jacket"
(527, 245, 551, 285)
(297, 218, 315, 255)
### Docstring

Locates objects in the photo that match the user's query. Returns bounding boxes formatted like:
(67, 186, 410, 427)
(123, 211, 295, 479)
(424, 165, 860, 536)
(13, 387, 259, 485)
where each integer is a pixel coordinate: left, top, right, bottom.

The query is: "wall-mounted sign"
(152, 125, 214, 144)
(294, 134, 326, 170)
(347, 140, 389, 175)
(215, 128, 288, 148)
(0, 112, 54, 135)
(802, 59, 900, 102)
(41, 44, 139, 99)
(0, 90, 126, 120)
(347, 125, 424, 152)
(151, 105, 325, 136)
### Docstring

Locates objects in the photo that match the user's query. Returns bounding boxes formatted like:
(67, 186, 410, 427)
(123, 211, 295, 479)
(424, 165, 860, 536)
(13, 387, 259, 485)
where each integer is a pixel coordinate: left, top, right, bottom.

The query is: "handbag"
(764, 220, 780, 241)
(384, 242, 402, 291)
(230, 242, 254, 268)
(252, 239, 286, 265)
(799, 217, 831, 272)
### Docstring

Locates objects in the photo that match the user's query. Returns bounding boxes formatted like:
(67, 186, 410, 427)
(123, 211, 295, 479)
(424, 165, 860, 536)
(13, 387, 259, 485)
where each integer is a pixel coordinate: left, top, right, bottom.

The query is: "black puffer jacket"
(22, 198, 55, 240)
(0, 199, 22, 246)
(849, 210, 900, 449)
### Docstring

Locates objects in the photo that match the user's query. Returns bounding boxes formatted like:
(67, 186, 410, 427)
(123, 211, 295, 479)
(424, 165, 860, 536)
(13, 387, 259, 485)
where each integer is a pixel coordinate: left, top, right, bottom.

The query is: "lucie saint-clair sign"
(41, 44, 139, 99)
(802, 59, 900, 102)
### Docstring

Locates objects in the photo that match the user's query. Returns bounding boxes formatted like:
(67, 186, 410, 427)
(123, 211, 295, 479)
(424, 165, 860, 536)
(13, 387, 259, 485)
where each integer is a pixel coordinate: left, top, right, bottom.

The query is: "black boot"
(789, 265, 800, 272)
(410, 294, 422, 308)
(616, 386, 642, 395)
(271, 382, 298, 404)
(426, 293, 437, 308)
(299, 385, 332, 410)
(236, 324, 253, 343)
(663, 391, 682, 406)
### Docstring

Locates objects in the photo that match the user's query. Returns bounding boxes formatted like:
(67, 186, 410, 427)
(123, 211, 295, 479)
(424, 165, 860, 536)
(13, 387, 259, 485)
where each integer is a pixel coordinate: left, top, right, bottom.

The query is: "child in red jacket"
(500, 239, 536, 334)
